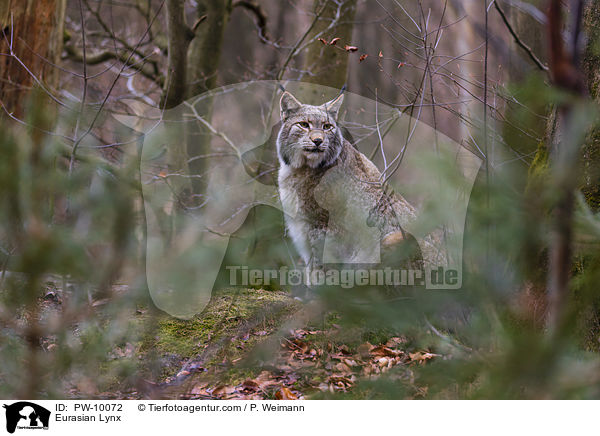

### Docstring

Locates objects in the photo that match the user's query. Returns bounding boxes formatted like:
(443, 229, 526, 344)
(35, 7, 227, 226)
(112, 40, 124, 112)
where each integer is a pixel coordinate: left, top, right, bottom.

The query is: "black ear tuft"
(323, 94, 344, 119)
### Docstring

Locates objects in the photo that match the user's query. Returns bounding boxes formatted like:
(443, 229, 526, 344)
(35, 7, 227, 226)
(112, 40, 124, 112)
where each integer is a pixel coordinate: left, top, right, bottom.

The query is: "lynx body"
(276, 92, 421, 270)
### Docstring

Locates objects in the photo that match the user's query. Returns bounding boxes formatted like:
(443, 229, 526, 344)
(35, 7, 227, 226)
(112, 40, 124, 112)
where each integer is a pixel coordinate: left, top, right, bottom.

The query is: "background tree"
(3, 0, 600, 400)
(582, 2, 600, 213)
(0, 0, 67, 116)
(303, 0, 357, 89)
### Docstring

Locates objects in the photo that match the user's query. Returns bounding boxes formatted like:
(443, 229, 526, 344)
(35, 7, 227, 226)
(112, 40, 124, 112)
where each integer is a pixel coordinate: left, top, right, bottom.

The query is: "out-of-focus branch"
(546, 0, 587, 333)
(547, 0, 585, 93)
(232, 0, 270, 42)
(493, 0, 549, 73)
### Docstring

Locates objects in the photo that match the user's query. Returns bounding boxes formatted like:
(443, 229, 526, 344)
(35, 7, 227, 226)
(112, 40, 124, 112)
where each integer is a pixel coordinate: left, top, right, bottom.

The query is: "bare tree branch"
(64, 43, 164, 86)
(494, 0, 549, 73)
(232, 0, 270, 42)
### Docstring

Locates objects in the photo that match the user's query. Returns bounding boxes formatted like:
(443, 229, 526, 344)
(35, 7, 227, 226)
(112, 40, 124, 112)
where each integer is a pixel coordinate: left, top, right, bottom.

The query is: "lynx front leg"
(307, 227, 327, 272)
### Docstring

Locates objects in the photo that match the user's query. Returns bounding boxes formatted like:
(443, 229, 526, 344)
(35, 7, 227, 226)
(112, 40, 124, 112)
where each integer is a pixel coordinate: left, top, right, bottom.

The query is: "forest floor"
(31, 277, 600, 400)
(33, 281, 447, 399)
(134, 288, 443, 400)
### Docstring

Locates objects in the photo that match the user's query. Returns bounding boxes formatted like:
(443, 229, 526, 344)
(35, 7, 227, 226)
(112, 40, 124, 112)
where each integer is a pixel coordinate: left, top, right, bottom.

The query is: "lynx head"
(276, 91, 344, 169)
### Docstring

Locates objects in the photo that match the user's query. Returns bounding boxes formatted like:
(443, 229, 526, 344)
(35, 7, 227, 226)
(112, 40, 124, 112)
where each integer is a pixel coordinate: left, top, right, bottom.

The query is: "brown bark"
(0, 0, 65, 117)
(545, 0, 586, 333)
(162, 0, 194, 109)
(581, 2, 600, 212)
(187, 0, 232, 96)
(185, 0, 232, 195)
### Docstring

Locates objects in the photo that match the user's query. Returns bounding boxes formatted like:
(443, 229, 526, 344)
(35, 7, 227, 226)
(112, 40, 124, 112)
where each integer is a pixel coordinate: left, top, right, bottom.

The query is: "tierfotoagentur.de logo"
(2, 402, 50, 434)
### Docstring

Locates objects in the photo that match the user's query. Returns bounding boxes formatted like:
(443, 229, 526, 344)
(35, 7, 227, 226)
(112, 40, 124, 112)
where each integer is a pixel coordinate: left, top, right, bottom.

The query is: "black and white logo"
(3, 402, 50, 434)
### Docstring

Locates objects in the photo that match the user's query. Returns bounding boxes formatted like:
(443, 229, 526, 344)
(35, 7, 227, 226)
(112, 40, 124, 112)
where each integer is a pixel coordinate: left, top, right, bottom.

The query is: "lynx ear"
(280, 92, 302, 119)
(324, 94, 344, 119)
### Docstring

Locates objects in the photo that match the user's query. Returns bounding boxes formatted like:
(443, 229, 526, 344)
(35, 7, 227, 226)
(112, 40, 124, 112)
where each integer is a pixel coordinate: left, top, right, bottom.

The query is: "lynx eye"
(297, 121, 310, 128)
(322, 123, 333, 130)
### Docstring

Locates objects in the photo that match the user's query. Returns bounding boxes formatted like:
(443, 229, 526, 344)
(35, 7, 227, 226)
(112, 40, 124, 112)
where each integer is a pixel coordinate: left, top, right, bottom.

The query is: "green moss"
(582, 2, 600, 212)
(525, 141, 549, 194)
(140, 288, 300, 379)
(502, 75, 553, 163)
(582, 128, 600, 212)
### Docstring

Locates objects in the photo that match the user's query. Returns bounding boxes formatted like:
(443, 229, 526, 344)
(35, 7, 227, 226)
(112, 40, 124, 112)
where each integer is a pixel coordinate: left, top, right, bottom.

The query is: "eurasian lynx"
(276, 91, 423, 272)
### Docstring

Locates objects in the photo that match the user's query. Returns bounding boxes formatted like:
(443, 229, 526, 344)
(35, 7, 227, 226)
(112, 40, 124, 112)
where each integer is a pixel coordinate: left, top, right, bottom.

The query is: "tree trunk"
(187, 0, 232, 96)
(162, 0, 194, 109)
(0, 0, 66, 117)
(303, 0, 357, 89)
(185, 0, 232, 195)
(581, 2, 600, 212)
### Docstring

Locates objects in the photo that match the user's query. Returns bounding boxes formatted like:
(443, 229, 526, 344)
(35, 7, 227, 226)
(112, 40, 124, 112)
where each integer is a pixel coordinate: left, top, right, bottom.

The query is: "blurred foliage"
(307, 81, 600, 399)
(2, 75, 600, 400)
(0, 92, 149, 398)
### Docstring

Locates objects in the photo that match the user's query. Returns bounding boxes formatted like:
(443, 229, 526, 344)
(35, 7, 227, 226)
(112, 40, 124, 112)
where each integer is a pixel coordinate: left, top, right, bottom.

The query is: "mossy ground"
(137, 287, 301, 382)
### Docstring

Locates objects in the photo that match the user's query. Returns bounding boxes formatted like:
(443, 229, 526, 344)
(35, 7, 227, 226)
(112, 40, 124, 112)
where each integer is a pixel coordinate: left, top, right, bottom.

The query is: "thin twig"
(276, 0, 330, 81)
(493, 0, 549, 72)
(69, 0, 166, 170)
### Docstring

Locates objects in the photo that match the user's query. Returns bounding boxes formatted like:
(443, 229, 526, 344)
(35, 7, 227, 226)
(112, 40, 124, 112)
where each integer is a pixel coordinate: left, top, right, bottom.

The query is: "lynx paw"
(381, 231, 405, 248)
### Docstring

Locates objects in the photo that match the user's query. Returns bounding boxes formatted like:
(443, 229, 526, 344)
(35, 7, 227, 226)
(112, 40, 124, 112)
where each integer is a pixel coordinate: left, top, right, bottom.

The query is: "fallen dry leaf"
(386, 337, 408, 347)
(409, 351, 439, 364)
(276, 387, 299, 400)
(357, 342, 374, 358)
(335, 362, 352, 373)
(344, 358, 357, 367)
(240, 379, 260, 392)
(339, 344, 351, 355)
(211, 385, 236, 397)
(370, 345, 400, 358)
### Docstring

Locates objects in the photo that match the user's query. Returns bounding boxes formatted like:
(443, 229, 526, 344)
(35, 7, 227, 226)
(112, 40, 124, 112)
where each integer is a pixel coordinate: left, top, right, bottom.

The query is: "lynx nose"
(311, 136, 323, 146)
